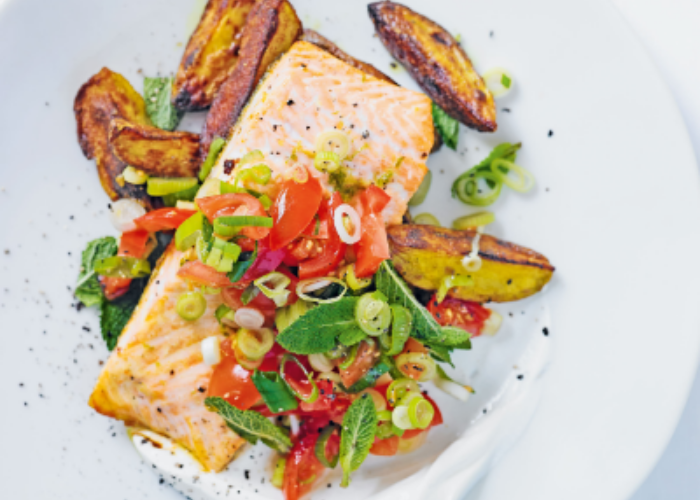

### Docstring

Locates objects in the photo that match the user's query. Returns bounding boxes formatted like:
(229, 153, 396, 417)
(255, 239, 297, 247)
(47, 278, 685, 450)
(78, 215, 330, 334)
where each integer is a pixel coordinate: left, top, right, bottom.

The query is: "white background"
(612, 1, 700, 498)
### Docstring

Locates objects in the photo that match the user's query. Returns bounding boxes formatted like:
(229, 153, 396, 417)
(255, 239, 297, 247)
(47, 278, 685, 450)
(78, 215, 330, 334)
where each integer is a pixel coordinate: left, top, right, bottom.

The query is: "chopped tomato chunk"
(134, 208, 195, 232)
(428, 295, 492, 337)
(353, 186, 390, 278)
(370, 435, 399, 456)
(339, 340, 381, 388)
(197, 193, 270, 240)
(177, 261, 232, 288)
(269, 176, 323, 250)
(298, 193, 346, 279)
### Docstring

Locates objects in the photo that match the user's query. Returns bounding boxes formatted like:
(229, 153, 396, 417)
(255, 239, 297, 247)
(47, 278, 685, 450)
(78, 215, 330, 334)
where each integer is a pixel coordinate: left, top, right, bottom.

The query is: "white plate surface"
(0, 0, 699, 499)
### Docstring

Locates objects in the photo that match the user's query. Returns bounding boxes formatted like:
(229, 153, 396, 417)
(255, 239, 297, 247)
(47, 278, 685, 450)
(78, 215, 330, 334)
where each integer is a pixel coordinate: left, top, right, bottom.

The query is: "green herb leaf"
(501, 73, 512, 89)
(425, 342, 455, 367)
(252, 371, 299, 413)
(75, 236, 118, 307)
(205, 396, 292, 453)
(162, 184, 199, 207)
(338, 327, 367, 347)
(276, 297, 364, 354)
(432, 102, 459, 150)
(228, 241, 258, 283)
(144, 77, 182, 131)
(339, 393, 378, 487)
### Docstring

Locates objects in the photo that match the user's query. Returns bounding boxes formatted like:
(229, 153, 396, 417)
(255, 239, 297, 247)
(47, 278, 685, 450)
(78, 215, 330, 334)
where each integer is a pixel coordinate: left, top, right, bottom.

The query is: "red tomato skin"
(197, 193, 270, 240)
(427, 295, 491, 337)
(177, 261, 232, 288)
(283, 430, 329, 500)
(134, 208, 196, 232)
(207, 339, 263, 410)
(339, 340, 380, 388)
(298, 193, 347, 279)
(100, 276, 131, 301)
(362, 185, 392, 213)
(353, 187, 391, 278)
(119, 229, 150, 258)
(370, 435, 400, 456)
(269, 176, 323, 250)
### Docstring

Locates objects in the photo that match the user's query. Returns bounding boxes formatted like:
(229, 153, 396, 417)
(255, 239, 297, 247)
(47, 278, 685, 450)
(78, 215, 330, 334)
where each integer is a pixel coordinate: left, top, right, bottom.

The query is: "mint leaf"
(144, 77, 182, 131)
(432, 102, 459, 150)
(339, 394, 378, 487)
(252, 371, 299, 413)
(205, 397, 292, 453)
(75, 237, 118, 307)
(338, 327, 367, 347)
(276, 297, 364, 354)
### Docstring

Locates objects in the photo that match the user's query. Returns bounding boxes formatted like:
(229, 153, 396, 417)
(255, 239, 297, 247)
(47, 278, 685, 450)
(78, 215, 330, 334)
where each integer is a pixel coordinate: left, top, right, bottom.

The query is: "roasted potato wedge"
(74, 67, 156, 208)
(388, 225, 554, 303)
(172, 0, 257, 111)
(108, 118, 201, 178)
(300, 29, 396, 85)
(200, 0, 302, 158)
(368, 2, 497, 132)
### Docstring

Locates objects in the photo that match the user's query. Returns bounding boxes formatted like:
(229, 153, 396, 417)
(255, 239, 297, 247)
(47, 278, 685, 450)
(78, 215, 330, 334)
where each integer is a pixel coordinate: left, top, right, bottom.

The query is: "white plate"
(1, 0, 699, 499)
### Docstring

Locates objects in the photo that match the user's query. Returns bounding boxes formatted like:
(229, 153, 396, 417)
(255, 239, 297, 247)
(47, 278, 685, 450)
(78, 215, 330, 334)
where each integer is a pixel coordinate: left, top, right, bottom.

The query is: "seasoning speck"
(517, 374, 524, 380)
(548, 130, 554, 137)
(287, 99, 295, 106)
(244, 470, 250, 480)
(543, 327, 549, 337)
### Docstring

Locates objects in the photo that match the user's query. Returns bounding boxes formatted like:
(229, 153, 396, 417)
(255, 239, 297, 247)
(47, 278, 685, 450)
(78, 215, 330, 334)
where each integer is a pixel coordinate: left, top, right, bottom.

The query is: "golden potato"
(108, 118, 200, 178)
(368, 2, 497, 132)
(172, 0, 257, 111)
(388, 225, 554, 303)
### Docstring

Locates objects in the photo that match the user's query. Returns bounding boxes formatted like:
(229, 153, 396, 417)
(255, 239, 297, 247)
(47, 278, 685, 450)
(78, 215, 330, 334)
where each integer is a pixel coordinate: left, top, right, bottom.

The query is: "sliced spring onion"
(237, 328, 274, 361)
(386, 378, 420, 406)
(228, 240, 258, 283)
(453, 211, 495, 230)
(147, 177, 198, 197)
(280, 354, 319, 403)
(483, 67, 514, 98)
(482, 310, 503, 336)
(195, 178, 222, 199)
(177, 291, 207, 321)
(239, 149, 264, 165)
(361, 388, 387, 412)
(462, 228, 483, 272)
(407, 397, 435, 429)
(413, 213, 440, 226)
(296, 277, 348, 304)
(316, 371, 343, 385)
(240, 283, 259, 305)
(176, 200, 197, 210)
(258, 194, 272, 210)
(377, 410, 393, 422)
(213, 216, 273, 237)
(380, 305, 412, 355)
(234, 307, 265, 330)
(275, 299, 314, 332)
(434, 377, 472, 402)
(314, 151, 341, 173)
(290, 164, 309, 184)
(205, 247, 223, 269)
(490, 159, 535, 193)
(437, 275, 474, 304)
(255, 272, 291, 307)
(376, 421, 395, 440)
(452, 171, 503, 207)
(391, 405, 414, 430)
(395, 352, 437, 382)
(271, 457, 286, 489)
(314, 424, 340, 468)
(195, 235, 212, 263)
(325, 344, 347, 361)
(109, 198, 146, 232)
(201, 336, 222, 366)
(199, 137, 226, 182)
(219, 181, 247, 195)
(339, 343, 359, 370)
(122, 166, 149, 185)
(214, 304, 237, 327)
(202, 286, 221, 295)
(334, 204, 362, 244)
(175, 212, 205, 251)
(355, 291, 391, 336)
(94, 256, 151, 279)
(315, 130, 351, 160)
(343, 264, 372, 291)
(396, 390, 424, 408)
(162, 184, 200, 207)
(408, 170, 432, 207)
(308, 353, 334, 373)
(235, 163, 272, 187)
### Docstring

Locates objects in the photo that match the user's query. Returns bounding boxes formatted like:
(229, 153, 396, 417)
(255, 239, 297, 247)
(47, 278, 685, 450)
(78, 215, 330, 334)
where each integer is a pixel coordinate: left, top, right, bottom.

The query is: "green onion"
(453, 211, 495, 230)
(228, 241, 258, 283)
(380, 305, 412, 355)
(176, 291, 207, 321)
(314, 151, 341, 172)
(255, 272, 292, 307)
(339, 343, 359, 370)
(212, 237, 241, 260)
(280, 354, 319, 403)
(199, 137, 226, 182)
(408, 170, 432, 207)
(195, 178, 222, 200)
(413, 213, 441, 226)
(452, 171, 503, 207)
(315, 130, 351, 160)
(258, 194, 272, 210)
(175, 212, 205, 251)
(219, 181, 247, 194)
(271, 457, 286, 489)
(376, 421, 394, 440)
(501, 73, 512, 89)
(235, 164, 272, 187)
(343, 264, 372, 291)
(122, 166, 149, 185)
(386, 379, 420, 406)
(483, 67, 514, 98)
(437, 274, 474, 303)
(214, 304, 237, 327)
(275, 299, 314, 332)
(355, 291, 391, 336)
(407, 397, 435, 429)
(391, 423, 405, 437)
(213, 216, 273, 238)
(396, 390, 423, 408)
(237, 328, 275, 361)
(314, 424, 340, 468)
(195, 235, 213, 263)
(240, 284, 259, 305)
(296, 277, 348, 304)
(391, 405, 414, 430)
(205, 247, 223, 269)
(252, 370, 299, 413)
(490, 159, 535, 193)
(395, 352, 437, 382)
(162, 184, 199, 206)
(147, 177, 198, 197)
(94, 256, 151, 279)
(239, 149, 264, 165)
(377, 410, 393, 422)
(324, 344, 347, 361)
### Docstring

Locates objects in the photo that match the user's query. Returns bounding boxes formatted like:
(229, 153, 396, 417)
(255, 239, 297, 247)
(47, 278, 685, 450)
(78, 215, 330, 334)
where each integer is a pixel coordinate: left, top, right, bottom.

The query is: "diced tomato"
(134, 208, 196, 232)
(283, 431, 335, 500)
(100, 276, 131, 301)
(119, 229, 150, 258)
(370, 435, 399, 456)
(277, 266, 299, 306)
(299, 379, 334, 413)
(301, 216, 329, 239)
(221, 286, 277, 326)
(197, 193, 270, 240)
(269, 176, 323, 250)
(298, 193, 347, 279)
(339, 340, 380, 388)
(353, 186, 390, 278)
(177, 261, 232, 288)
(428, 295, 492, 337)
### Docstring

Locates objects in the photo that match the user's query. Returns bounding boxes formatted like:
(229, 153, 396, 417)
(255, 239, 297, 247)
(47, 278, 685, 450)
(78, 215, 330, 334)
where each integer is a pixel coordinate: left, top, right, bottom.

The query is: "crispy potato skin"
(388, 225, 554, 303)
(74, 68, 156, 208)
(200, 0, 302, 158)
(368, 1, 497, 132)
(300, 29, 397, 85)
(109, 118, 201, 178)
(172, 0, 257, 111)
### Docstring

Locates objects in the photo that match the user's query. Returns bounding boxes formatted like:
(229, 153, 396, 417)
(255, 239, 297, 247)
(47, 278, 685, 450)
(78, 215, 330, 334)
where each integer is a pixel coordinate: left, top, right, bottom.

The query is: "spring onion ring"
(376, 421, 395, 440)
(147, 177, 198, 197)
(339, 344, 359, 370)
(334, 204, 362, 244)
(314, 151, 341, 173)
(407, 397, 435, 429)
(314, 424, 340, 468)
(199, 138, 226, 182)
(176, 292, 207, 321)
(490, 159, 535, 193)
(280, 354, 319, 403)
(413, 213, 441, 226)
(395, 352, 438, 382)
(234, 307, 265, 330)
(453, 211, 495, 230)
(362, 388, 387, 412)
(482, 67, 514, 98)
(195, 178, 222, 199)
(235, 163, 272, 188)
(109, 199, 146, 233)
(386, 379, 420, 406)
(377, 410, 393, 422)
(452, 170, 503, 207)
(308, 353, 334, 373)
(254, 272, 291, 307)
(380, 305, 412, 355)
(315, 130, 351, 159)
(237, 328, 274, 361)
(343, 263, 372, 291)
(391, 405, 413, 430)
(355, 291, 391, 336)
(122, 166, 149, 185)
(175, 212, 204, 251)
(296, 277, 348, 304)
(271, 458, 286, 489)
(408, 170, 432, 207)
(437, 275, 474, 304)
(240, 149, 265, 165)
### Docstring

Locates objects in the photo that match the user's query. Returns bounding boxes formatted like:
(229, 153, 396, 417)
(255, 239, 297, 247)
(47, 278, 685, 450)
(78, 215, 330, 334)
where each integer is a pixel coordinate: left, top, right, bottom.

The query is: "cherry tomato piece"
(177, 261, 232, 288)
(269, 176, 323, 250)
(428, 295, 492, 337)
(134, 208, 196, 232)
(298, 193, 346, 279)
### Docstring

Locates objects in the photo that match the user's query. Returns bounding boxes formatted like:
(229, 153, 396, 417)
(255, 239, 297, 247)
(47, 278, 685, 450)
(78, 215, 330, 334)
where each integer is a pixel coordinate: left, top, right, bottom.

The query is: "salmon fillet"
(211, 41, 434, 225)
(89, 246, 244, 472)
